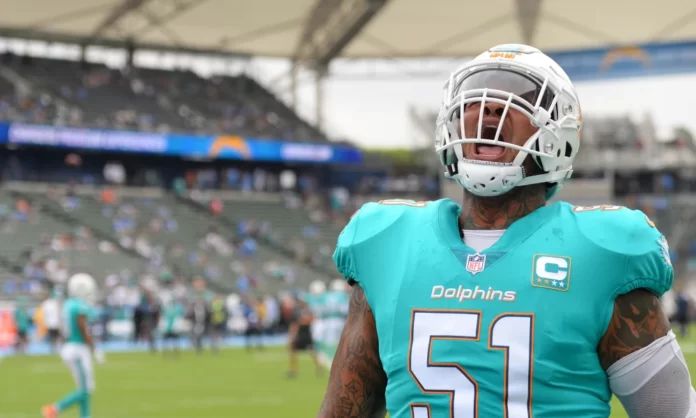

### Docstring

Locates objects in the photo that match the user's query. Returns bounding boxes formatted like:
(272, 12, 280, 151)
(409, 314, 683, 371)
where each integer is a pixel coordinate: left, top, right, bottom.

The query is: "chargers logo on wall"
(531, 255, 571, 291)
(209, 136, 251, 159)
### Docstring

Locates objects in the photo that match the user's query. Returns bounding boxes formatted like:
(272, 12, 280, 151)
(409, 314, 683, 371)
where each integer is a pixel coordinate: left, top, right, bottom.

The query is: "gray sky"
(251, 58, 696, 150)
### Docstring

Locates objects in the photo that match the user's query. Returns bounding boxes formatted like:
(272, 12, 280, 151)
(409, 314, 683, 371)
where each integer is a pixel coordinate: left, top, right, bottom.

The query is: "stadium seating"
(0, 187, 146, 297)
(0, 182, 335, 300)
(0, 52, 327, 142)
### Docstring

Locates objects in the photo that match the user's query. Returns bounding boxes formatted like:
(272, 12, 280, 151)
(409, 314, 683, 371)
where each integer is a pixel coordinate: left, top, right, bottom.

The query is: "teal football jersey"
(63, 297, 90, 344)
(333, 199, 672, 418)
(304, 293, 325, 317)
(164, 302, 184, 333)
(323, 290, 349, 319)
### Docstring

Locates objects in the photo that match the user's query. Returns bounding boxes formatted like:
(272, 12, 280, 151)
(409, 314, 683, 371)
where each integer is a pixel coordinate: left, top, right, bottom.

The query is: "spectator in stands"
(24, 261, 48, 285)
(100, 187, 117, 205)
(172, 177, 187, 196)
(239, 237, 258, 257)
(14, 198, 31, 223)
(236, 271, 252, 294)
(209, 198, 223, 217)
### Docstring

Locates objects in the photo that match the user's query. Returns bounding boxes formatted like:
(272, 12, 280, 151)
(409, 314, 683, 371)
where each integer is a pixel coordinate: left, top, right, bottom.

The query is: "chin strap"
(448, 157, 572, 197)
(516, 168, 573, 186)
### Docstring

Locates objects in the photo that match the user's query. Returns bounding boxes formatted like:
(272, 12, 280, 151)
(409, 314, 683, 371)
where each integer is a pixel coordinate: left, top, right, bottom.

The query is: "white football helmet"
(68, 273, 97, 303)
(226, 293, 241, 310)
(330, 279, 347, 292)
(435, 44, 582, 197)
(309, 280, 326, 295)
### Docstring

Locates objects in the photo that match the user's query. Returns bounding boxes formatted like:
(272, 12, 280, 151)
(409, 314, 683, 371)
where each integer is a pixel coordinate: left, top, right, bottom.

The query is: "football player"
(318, 44, 696, 418)
(42, 273, 103, 418)
(307, 280, 327, 346)
(161, 296, 184, 355)
(287, 298, 322, 378)
(322, 279, 350, 351)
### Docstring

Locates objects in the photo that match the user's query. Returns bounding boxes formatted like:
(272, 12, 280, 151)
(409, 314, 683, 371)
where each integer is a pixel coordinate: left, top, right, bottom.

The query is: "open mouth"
(474, 126, 506, 159)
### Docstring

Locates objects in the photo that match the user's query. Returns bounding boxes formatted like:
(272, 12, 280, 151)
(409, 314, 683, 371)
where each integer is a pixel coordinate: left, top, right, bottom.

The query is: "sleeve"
(617, 210, 674, 297)
(333, 209, 361, 283)
(77, 301, 91, 318)
(608, 331, 695, 418)
(333, 201, 414, 286)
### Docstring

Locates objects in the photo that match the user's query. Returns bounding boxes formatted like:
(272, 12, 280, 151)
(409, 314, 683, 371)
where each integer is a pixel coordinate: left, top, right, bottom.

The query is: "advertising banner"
(1, 123, 363, 165)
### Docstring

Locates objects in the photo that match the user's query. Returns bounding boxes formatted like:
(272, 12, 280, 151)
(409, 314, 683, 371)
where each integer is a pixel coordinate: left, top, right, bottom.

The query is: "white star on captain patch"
(552, 281, 558, 287)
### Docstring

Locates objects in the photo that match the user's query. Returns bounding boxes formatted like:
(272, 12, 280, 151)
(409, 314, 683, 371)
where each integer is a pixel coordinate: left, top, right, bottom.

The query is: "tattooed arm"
(598, 289, 696, 418)
(597, 288, 670, 369)
(317, 285, 387, 418)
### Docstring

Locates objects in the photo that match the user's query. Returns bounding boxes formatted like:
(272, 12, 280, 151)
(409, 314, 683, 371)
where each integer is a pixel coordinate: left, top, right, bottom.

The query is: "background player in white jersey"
(41, 289, 62, 352)
(306, 280, 327, 350)
(42, 273, 103, 418)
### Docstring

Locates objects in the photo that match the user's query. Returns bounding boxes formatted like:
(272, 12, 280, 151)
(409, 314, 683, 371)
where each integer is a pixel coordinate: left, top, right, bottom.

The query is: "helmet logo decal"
(489, 51, 518, 60)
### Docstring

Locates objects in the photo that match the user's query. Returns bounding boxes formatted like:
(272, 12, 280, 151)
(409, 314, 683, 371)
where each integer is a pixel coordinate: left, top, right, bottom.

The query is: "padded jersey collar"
(434, 198, 561, 255)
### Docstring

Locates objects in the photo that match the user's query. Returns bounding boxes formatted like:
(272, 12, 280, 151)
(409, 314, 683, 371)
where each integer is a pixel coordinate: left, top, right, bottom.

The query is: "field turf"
(2, 334, 695, 418)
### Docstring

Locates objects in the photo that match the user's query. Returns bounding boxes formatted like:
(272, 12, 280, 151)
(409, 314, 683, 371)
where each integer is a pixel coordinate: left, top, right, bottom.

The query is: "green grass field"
(1, 337, 695, 418)
(0, 348, 327, 418)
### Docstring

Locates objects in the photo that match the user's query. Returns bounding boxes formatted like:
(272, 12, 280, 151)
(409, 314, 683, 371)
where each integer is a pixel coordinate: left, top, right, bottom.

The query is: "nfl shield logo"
(466, 253, 486, 274)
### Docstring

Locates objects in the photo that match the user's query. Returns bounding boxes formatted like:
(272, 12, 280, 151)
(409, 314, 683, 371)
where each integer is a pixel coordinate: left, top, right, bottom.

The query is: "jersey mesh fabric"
(616, 355, 691, 418)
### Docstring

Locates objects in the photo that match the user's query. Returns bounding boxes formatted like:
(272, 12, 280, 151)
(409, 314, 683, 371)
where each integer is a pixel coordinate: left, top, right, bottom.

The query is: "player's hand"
(94, 348, 106, 364)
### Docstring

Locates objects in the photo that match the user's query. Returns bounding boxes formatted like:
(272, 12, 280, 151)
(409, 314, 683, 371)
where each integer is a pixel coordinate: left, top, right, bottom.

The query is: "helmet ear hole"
(446, 163, 458, 176)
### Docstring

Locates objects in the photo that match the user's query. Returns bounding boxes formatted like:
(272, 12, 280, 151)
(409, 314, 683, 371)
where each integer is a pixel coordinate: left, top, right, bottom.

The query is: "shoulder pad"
(571, 204, 661, 256)
(333, 199, 434, 282)
(571, 204, 673, 296)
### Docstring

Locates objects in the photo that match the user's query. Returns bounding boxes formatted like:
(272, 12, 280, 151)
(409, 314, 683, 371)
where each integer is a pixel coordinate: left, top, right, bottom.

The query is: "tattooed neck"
(459, 184, 546, 230)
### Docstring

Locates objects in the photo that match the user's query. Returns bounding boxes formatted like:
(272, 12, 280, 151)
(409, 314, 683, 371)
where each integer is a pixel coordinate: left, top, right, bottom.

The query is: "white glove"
(94, 348, 106, 364)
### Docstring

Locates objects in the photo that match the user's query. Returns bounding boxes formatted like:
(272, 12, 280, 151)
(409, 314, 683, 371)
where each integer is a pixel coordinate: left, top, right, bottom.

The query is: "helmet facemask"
(436, 57, 581, 197)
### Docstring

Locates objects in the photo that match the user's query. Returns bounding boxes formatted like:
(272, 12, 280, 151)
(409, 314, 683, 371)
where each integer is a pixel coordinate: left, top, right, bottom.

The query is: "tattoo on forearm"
(598, 289, 670, 369)
(317, 286, 387, 418)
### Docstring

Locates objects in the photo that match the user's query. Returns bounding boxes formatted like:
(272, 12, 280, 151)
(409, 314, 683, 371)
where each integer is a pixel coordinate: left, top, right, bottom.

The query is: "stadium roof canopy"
(2, 0, 696, 65)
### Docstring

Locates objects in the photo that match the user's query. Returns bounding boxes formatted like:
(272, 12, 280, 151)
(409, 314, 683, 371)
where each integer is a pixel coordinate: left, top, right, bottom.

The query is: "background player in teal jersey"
(42, 273, 103, 418)
(322, 279, 349, 350)
(319, 44, 696, 418)
(13, 296, 31, 354)
(161, 297, 184, 355)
